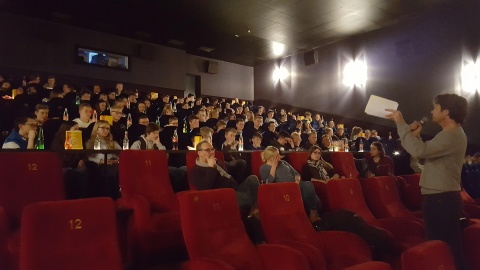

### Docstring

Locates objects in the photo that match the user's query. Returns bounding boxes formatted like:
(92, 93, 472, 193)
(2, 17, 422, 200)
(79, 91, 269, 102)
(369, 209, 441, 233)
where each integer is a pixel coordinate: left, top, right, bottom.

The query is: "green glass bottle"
(36, 127, 44, 150)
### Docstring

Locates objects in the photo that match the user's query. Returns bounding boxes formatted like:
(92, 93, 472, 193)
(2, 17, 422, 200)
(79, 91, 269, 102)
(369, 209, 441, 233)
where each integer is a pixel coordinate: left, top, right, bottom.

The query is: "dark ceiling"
(1, 0, 455, 66)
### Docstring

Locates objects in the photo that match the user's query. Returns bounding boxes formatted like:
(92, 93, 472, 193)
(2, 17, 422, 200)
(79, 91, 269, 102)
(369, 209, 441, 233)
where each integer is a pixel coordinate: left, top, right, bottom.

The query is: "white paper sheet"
(365, 95, 399, 118)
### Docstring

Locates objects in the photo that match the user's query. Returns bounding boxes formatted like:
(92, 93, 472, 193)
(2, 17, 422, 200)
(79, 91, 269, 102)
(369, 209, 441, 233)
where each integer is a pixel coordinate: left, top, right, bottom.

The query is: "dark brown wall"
(254, 1, 480, 150)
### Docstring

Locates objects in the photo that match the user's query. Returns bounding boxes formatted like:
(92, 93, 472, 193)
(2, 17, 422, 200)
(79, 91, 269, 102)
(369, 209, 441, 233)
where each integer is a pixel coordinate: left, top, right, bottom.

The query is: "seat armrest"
(181, 258, 235, 270)
(271, 240, 326, 270)
(257, 243, 310, 270)
(378, 217, 424, 245)
(463, 203, 480, 219)
(117, 195, 151, 230)
(317, 231, 372, 263)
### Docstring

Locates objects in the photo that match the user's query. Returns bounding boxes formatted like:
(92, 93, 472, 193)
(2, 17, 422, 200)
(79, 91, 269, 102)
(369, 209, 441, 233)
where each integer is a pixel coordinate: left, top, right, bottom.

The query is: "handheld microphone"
(418, 117, 428, 124)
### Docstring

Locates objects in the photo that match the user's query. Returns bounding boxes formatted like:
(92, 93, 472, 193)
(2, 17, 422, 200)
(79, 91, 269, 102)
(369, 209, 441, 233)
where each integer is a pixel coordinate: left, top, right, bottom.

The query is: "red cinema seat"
(286, 151, 310, 173)
(327, 179, 424, 250)
(0, 152, 65, 270)
(401, 240, 456, 270)
(186, 151, 224, 190)
(361, 176, 422, 220)
(119, 150, 186, 267)
(330, 152, 359, 179)
(398, 174, 422, 211)
(286, 152, 329, 211)
(344, 261, 392, 270)
(180, 258, 235, 270)
(250, 150, 263, 179)
(464, 223, 480, 270)
(258, 182, 385, 270)
(20, 198, 122, 270)
(177, 188, 311, 270)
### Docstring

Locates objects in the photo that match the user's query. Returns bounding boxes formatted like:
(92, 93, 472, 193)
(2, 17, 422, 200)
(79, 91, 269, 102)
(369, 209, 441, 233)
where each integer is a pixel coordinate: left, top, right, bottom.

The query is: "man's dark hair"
(188, 115, 199, 123)
(252, 132, 263, 139)
(138, 113, 149, 120)
(236, 118, 245, 124)
(80, 90, 91, 97)
(35, 103, 49, 111)
(433, 94, 467, 124)
(277, 130, 290, 139)
(14, 114, 36, 131)
(145, 123, 160, 134)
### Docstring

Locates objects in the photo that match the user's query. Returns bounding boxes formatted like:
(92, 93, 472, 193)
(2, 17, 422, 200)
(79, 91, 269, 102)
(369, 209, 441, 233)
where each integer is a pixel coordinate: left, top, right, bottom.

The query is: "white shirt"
(73, 118, 93, 129)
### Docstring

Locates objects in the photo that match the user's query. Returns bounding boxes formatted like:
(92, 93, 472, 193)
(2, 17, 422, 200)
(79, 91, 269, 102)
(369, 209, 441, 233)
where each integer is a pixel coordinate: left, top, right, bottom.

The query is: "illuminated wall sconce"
(461, 62, 480, 93)
(272, 67, 289, 82)
(343, 60, 367, 87)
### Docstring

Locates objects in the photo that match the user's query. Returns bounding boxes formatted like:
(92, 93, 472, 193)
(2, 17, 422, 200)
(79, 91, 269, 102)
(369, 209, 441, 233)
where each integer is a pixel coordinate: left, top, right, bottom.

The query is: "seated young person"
(259, 146, 321, 224)
(245, 132, 265, 150)
(85, 120, 121, 199)
(269, 130, 294, 151)
(365, 142, 394, 177)
(301, 146, 340, 182)
(73, 103, 94, 129)
(188, 140, 259, 214)
(219, 127, 247, 183)
(2, 114, 37, 149)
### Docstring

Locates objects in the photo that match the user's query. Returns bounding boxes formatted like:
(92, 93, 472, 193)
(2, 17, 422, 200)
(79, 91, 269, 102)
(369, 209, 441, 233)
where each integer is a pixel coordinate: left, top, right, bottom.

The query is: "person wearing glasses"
(85, 120, 121, 199)
(301, 146, 340, 182)
(188, 140, 259, 214)
(2, 114, 38, 149)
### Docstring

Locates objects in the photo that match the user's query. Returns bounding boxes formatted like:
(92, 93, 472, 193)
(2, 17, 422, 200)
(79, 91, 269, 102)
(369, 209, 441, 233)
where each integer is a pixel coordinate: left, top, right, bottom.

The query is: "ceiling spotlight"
(272, 42, 285, 56)
(235, 34, 240, 38)
(272, 67, 289, 82)
(248, 29, 251, 33)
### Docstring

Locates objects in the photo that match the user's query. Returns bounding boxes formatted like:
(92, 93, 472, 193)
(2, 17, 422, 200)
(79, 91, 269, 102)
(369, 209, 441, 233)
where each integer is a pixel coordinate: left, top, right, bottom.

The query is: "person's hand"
(107, 159, 119, 165)
(367, 171, 375, 178)
(294, 175, 301, 184)
(270, 154, 281, 168)
(332, 174, 340, 179)
(77, 159, 85, 169)
(409, 121, 422, 138)
(385, 109, 406, 125)
(28, 130, 37, 141)
(206, 156, 217, 167)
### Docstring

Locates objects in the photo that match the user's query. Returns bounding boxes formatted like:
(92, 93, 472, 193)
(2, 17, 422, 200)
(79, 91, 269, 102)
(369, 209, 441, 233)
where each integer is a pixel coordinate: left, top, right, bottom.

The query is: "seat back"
(311, 181, 330, 212)
(401, 240, 455, 270)
(258, 183, 324, 251)
(327, 179, 379, 225)
(250, 151, 263, 179)
(460, 189, 475, 204)
(286, 152, 310, 173)
(464, 223, 480, 270)
(120, 150, 178, 211)
(186, 151, 225, 190)
(331, 152, 359, 178)
(20, 198, 122, 270)
(0, 152, 65, 226)
(177, 189, 264, 270)
(399, 174, 422, 211)
(361, 176, 414, 219)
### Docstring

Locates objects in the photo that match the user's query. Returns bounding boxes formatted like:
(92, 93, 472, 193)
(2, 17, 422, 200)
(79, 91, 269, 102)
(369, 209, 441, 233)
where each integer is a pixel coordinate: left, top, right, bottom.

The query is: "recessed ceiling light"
(248, 29, 251, 33)
(235, 34, 240, 38)
(272, 42, 285, 56)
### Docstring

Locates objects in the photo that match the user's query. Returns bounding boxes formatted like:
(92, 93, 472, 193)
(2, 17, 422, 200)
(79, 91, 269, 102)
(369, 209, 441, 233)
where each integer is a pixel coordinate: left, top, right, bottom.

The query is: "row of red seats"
(0, 151, 470, 269)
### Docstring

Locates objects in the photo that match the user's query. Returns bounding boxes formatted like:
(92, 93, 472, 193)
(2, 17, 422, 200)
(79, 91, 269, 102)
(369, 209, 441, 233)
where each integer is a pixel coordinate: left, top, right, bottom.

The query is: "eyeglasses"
(110, 111, 122, 114)
(171, 122, 179, 125)
(200, 148, 215, 152)
(312, 151, 322, 154)
(99, 127, 110, 131)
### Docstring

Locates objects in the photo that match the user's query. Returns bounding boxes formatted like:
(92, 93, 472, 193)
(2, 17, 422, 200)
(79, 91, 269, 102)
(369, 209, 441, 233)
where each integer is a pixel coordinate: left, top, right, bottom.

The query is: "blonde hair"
(200, 126, 214, 138)
(161, 104, 173, 116)
(86, 120, 116, 149)
(261, 146, 279, 163)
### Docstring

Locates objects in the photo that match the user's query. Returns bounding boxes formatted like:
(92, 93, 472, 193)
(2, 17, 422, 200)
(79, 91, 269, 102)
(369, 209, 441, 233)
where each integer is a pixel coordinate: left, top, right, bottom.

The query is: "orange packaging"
(100, 115, 113, 125)
(65, 130, 83, 150)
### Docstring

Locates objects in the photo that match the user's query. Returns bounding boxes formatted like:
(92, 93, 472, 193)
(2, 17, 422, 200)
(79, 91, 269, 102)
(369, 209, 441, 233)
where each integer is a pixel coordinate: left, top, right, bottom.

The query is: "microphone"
(418, 117, 428, 124)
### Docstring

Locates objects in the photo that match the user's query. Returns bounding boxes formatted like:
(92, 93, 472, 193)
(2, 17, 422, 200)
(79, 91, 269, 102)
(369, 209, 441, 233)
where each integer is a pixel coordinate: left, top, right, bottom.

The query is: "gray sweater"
(259, 160, 300, 184)
(397, 122, 466, 194)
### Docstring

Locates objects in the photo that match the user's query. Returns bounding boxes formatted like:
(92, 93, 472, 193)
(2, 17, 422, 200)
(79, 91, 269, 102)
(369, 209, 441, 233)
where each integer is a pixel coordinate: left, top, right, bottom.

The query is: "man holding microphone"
(386, 93, 468, 270)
